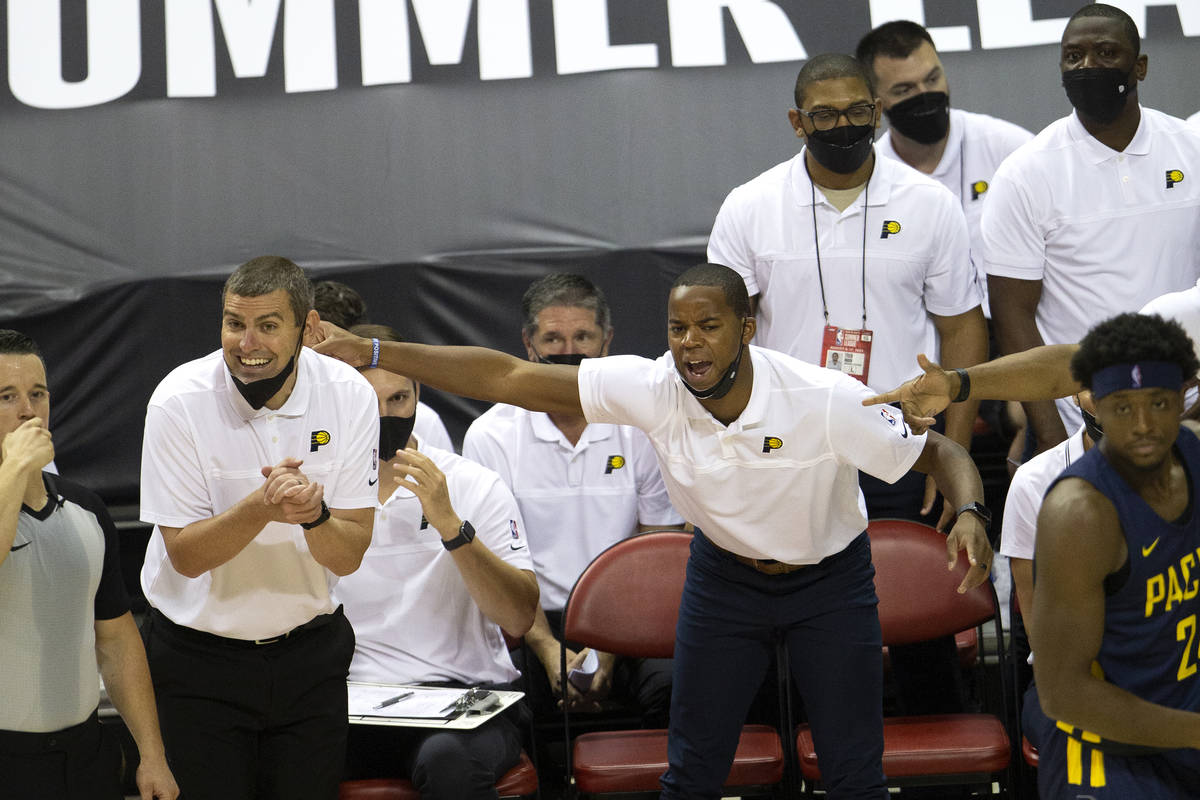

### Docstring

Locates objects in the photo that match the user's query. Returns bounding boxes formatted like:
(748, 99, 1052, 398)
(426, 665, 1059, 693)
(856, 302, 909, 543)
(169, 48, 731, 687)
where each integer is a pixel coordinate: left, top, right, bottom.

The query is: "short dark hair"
(314, 280, 368, 329)
(0, 329, 41, 359)
(672, 264, 752, 320)
(855, 20, 935, 78)
(1066, 3, 1140, 55)
(521, 273, 612, 341)
(794, 53, 875, 108)
(1071, 313, 1198, 389)
(223, 256, 314, 327)
(350, 323, 403, 344)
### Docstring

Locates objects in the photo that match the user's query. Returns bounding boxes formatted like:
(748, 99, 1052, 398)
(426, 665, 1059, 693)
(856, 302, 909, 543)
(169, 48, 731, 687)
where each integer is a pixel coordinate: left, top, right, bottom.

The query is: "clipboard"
(347, 681, 524, 730)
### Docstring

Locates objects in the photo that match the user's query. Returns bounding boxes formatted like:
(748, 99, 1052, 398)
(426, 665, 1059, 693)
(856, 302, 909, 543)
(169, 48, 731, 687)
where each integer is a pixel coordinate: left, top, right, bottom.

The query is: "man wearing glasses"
(707, 52, 987, 722)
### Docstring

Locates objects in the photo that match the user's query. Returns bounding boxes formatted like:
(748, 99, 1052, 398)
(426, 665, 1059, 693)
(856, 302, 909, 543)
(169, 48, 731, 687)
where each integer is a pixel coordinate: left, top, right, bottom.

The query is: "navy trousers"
(660, 530, 888, 799)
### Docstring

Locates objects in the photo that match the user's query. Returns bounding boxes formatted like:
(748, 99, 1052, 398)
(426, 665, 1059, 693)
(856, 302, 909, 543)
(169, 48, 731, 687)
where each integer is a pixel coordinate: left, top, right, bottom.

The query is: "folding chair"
(560, 530, 785, 798)
(796, 519, 1013, 795)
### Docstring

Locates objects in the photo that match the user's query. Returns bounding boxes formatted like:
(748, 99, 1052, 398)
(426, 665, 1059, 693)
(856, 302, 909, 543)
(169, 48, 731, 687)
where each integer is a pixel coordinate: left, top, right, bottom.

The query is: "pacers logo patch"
(762, 436, 783, 453)
(1167, 169, 1185, 188)
(310, 430, 331, 452)
(880, 220, 902, 239)
(970, 180, 989, 200)
(604, 455, 626, 474)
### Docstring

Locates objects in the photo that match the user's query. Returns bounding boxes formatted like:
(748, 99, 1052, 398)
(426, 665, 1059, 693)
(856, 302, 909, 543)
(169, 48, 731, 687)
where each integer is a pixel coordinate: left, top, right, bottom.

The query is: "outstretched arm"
(312, 323, 584, 417)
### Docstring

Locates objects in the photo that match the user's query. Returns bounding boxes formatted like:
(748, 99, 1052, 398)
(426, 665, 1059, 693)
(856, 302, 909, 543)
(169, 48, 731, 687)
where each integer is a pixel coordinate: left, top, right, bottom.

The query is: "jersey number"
(1177, 614, 1198, 681)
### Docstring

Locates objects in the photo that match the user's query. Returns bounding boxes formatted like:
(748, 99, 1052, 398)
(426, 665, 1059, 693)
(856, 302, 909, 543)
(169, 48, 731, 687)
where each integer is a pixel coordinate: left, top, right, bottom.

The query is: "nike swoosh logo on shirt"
(368, 477, 378, 486)
(1142, 538, 1161, 557)
(9, 542, 31, 552)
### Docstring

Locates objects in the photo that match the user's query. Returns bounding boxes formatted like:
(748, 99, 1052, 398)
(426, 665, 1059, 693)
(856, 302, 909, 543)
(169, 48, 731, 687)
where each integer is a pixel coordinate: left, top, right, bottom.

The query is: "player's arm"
(988, 275, 1069, 451)
(909, 431, 991, 592)
(300, 505, 373, 576)
(929, 307, 988, 452)
(0, 419, 54, 568)
(94, 612, 179, 799)
(1033, 479, 1200, 748)
(861, 346, 1081, 430)
(312, 325, 583, 417)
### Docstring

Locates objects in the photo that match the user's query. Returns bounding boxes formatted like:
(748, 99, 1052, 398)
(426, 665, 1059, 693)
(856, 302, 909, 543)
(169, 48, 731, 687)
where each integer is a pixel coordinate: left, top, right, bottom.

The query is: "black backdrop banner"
(1, 1, 1198, 503)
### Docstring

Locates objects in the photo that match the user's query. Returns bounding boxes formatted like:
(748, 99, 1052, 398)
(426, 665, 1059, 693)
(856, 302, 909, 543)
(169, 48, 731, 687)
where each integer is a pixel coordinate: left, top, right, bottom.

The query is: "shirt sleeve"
(999, 464, 1042, 560)
(922, 189, 982, 317)
(139, 401, 213, 528)
(325, 381, 380, 510)
(468, 469, 535, 572)
(58, 478, 132, 621)
(826, 379, 926, 484)
(462, 417, 514, 489)
(981, 158, 1047, 280)
(578, 355, 668, 433)
(707, 188, 762, 297)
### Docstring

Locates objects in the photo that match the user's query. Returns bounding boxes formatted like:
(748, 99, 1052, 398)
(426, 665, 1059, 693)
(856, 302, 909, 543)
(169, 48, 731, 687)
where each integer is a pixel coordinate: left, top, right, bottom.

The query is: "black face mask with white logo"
(806, 124, 875, 174)
(885, 91, 951, 145)
(378, 414, 417, 461)
(1062, 67, 1135, 124)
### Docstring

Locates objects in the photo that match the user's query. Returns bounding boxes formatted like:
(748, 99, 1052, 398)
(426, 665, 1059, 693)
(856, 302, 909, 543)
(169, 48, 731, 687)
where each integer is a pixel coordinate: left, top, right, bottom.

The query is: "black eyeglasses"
(796, 103, 876, 131)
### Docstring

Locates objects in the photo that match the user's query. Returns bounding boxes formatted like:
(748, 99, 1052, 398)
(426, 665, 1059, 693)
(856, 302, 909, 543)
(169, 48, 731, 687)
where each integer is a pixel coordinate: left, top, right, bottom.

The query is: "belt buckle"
(253, 631, 289, 646)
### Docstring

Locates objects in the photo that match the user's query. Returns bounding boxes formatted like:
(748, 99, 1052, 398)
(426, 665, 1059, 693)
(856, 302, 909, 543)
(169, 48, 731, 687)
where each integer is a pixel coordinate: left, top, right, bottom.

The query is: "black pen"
(373, 691, 414, 710)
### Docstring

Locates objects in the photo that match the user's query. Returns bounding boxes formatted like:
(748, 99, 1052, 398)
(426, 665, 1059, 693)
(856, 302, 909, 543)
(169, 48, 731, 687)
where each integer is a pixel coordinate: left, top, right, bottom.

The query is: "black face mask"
(535, 352, 588, 366)
(682, 339, 747, 402)
(885, 91, 951, 145)
(806, 124, 875, 174)
(1081, 407, 1104, 444)
(1062, 67, 1135, 124)
(231, 355, 298, 410)
(378, 414, 417, 462)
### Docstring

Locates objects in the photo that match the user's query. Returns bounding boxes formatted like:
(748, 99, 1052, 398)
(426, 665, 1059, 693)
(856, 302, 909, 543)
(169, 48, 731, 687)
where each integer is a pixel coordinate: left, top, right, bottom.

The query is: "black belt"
(150, 606, 342, 649)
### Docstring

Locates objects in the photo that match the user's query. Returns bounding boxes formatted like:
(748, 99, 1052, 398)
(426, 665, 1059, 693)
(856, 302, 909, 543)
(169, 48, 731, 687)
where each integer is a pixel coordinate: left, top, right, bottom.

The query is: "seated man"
(0, 330, 177, 800)
(462, 273, 683, 724)
(333, 324, 539, 800)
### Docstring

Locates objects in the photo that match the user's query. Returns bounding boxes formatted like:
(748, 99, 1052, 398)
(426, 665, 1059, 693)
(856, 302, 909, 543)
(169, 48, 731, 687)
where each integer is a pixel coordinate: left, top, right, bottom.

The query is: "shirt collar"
(682, 346, 770, 432)
(789, 148, 894, 211)
(1067, 105, 1150, 164)
(529, 410, 614, 447)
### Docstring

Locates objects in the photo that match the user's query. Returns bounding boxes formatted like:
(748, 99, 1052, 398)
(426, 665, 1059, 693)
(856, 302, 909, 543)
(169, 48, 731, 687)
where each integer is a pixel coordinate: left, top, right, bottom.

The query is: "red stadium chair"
(796, 519, 1013, 795)
(561, 530, 785, 797)
(338, 750, 539, 799)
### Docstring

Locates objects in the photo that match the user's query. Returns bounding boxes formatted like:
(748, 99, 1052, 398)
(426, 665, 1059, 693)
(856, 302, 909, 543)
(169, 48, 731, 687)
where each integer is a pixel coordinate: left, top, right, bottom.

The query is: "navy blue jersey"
(1049, 426, 1200, 717)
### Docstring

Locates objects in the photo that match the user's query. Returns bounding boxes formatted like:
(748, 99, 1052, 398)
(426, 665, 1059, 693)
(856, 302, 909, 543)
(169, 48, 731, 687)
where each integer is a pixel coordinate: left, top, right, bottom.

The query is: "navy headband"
(1091, 361, 1183, 400)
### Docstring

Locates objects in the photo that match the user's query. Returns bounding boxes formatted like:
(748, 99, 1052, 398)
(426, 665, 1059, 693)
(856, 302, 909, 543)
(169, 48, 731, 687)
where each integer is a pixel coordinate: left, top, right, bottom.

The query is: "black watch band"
(442, 520, 476, 551)
(956, 501, 992, 532)
(952, 368, 971, 403)
(300, 500, 330, 530)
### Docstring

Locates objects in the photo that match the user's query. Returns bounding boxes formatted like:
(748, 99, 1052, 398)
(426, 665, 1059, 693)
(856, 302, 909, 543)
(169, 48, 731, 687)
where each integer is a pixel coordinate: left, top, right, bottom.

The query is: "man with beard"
(138, 256, 378, 799)
(856, 20, 1032, 318)
(707, 52, 988, 719)
(982, 3, 1200, 454)
(333, 324, 539, 800)
(313, 262, 993, 799)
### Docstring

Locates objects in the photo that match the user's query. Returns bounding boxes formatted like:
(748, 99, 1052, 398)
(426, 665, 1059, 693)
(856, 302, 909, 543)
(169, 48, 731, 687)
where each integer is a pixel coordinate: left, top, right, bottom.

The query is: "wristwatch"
(442, 520, 476, 551)
(300, 500, 330, 530)
(956, 501, 992, 532)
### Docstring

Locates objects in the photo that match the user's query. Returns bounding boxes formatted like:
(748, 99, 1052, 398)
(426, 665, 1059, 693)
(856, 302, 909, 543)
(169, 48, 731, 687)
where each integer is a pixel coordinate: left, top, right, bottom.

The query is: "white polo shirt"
(140, 348, 379, 640)
(1141, 278, 1200, 354)
(415, 400, 454, 452)
(1188, 111, 1200, 128)
(878, 108, 1033, 316)
(981, 108, 1200, 428)
(578, 347, 926, 563)
(999, 425, 1088, 562)
(708, 150, 979, 393)
(334, 443, 533, 685)
(463, 403, 682, 610)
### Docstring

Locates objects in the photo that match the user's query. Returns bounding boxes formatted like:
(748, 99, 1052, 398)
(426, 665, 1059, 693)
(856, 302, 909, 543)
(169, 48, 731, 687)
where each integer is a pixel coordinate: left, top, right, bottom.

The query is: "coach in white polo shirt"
(333, 324, 538, 799)
(139, 256, 377, 800)
(856, 20, 1033, 317)
(312, 263, 992, 799)
(463, 274, 682, 725)
(983, 3, 1200, 452)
